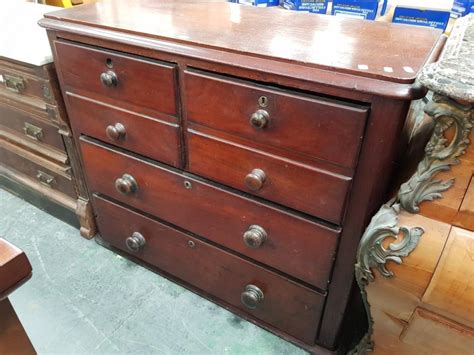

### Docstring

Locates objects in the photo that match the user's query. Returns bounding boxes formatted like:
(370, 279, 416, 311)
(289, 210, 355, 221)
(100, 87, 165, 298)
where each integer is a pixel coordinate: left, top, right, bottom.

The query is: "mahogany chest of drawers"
(0, 2, 95, 237)
(40, 1, 444, 352)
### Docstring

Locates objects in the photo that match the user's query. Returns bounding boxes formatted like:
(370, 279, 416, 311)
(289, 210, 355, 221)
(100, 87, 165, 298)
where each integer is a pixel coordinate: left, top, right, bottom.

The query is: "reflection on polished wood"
(44, 0, 442, 84)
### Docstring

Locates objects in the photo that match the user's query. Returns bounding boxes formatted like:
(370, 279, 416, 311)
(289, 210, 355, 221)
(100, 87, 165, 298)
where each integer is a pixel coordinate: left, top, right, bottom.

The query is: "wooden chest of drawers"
(40, 1, 444, 352)
(0, 2, 95, 237)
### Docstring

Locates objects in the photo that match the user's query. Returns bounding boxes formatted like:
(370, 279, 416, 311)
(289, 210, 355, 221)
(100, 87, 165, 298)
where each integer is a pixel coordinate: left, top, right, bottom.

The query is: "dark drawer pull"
(241, 284, 264, 309)
(36, 170, 55, 187)
(249, 109, 269, 129)
(100, 70, 118, 87)
(244, 168, 266, 191)
(23, 122, 44, 141)
(125, 232, 146, 252)
(4, 74, 25, 94)
(115, 174, 138, 195)
(243, 225, 267, 249)
(106, 123, 126, 141)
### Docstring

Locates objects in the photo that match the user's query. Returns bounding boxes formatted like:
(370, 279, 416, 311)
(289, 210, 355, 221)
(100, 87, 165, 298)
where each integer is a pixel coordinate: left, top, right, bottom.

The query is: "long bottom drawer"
(94, 195, 324, 344)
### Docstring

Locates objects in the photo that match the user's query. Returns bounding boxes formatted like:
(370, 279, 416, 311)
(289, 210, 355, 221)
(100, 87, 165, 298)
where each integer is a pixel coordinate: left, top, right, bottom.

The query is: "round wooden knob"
(241, 284, 264, 309)
(106, 123, 126, 141)
(244, 169, 266, 191)
(125, 232, 146, 252)
(100, 70, 118, 87)
(249, 109, 269, 129)
(243, 225, 267, 249)
(115, 174, 138, 195)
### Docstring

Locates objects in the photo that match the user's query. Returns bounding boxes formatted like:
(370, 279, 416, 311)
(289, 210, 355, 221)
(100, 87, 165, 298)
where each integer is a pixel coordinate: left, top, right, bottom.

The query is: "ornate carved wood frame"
(352, 14, 474, 354)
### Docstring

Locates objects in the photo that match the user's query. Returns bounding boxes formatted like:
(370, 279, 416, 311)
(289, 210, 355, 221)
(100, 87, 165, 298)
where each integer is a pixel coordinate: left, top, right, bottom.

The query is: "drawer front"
(81, 138, 339, 289)
(184, 70, 368, 168)
(0, 64, 53, 104)
(0, 103, 65, 152)
(54, 40, 178, 118)
(188, 129, 351, 224)
(0, 141, 75, 198)
(0, 87, 64, 128)
(67, 94, 181, 167)
(94, 195, 324, 343)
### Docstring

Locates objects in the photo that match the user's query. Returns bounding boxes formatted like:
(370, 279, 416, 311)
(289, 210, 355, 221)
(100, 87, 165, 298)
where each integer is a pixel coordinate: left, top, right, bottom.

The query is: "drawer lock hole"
(258, 96, 268, 108)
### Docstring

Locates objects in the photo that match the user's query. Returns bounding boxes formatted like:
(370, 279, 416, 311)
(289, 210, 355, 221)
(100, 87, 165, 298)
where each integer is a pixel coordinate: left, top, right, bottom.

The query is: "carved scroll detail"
(355, 202, 424, 285)
(398, 94, 474, 213)
(351, 202, 424, 354)
(351, 94, 473, 354)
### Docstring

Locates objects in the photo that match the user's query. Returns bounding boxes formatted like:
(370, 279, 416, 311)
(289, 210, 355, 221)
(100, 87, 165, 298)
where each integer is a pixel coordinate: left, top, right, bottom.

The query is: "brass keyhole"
(258, 96, 268, 108)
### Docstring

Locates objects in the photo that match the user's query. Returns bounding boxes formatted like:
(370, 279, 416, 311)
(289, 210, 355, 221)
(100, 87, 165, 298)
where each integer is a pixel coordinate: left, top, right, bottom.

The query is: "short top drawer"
(54, 41, 178, 118)
(184, 70, 369, 168)
(66, 94, 182, 168)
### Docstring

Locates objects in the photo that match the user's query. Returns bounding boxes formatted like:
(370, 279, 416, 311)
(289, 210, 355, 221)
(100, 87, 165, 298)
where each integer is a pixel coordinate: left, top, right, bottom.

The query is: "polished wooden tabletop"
(44, 0, 442, 83)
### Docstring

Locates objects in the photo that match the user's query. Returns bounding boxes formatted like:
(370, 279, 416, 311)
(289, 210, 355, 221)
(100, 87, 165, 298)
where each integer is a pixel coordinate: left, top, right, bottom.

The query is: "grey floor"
(0, 189, 307, 354)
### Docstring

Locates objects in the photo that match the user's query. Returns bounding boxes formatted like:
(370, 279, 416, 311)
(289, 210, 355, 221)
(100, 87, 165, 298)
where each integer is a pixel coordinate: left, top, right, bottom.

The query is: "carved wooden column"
(352, 14, 474, 354)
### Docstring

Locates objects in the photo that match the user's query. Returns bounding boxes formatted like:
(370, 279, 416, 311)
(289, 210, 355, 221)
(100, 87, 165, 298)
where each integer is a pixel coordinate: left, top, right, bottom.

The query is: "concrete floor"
(0, 189, 307, 354)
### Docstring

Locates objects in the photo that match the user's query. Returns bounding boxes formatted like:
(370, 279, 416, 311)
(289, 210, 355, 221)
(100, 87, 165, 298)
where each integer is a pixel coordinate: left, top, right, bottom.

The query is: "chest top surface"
(43, 0, 443, 85)
(0, 1, 57, 66)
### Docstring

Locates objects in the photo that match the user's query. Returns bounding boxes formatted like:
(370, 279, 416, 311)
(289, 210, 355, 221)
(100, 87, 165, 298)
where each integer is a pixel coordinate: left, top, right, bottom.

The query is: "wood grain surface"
(80, 137, 340, 290)
(54, 40, 178, 118)
(187, 127, 351, 224)
(453, 175, 474, 231)
(44, 0, 442, 83)
(94, 195, 325, 344)
(40, 4, 446, 349)
(422, 227, 474, 327)
(0, 238, 32, 300)
(184, 69, 368, 168)
(368, 214, 474, 353)
(66, 93, 182, 168)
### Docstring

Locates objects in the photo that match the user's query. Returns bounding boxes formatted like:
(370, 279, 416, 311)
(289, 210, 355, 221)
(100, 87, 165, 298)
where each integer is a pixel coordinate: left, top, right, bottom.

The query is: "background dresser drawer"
(67, 94, 181, 167)
(94, 195, 324, 344)
(0, 63, 54, 104)
(184, 70, 369, 168)
(81, 138, 339, 289)
(0, 102, 64, 152)
(54, 40, 178, 118)
(0, 140, 75, 198)
(188, 128, 351, 223)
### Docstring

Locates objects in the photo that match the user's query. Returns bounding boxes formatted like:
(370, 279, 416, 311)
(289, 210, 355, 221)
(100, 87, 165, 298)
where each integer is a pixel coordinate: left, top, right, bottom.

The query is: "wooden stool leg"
(0, 298, 35, 355)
